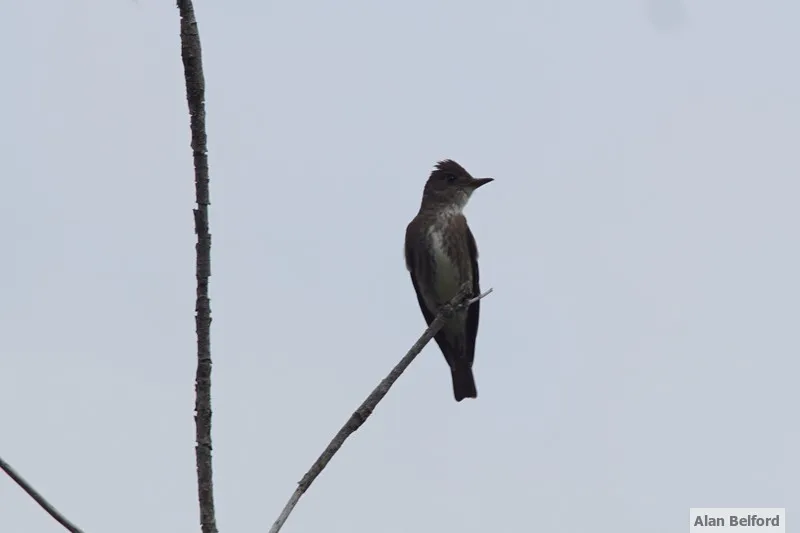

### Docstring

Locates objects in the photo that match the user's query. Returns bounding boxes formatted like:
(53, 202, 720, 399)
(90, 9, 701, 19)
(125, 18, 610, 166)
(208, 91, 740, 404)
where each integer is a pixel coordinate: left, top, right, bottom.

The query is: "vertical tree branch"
(176, 2, 216, 533)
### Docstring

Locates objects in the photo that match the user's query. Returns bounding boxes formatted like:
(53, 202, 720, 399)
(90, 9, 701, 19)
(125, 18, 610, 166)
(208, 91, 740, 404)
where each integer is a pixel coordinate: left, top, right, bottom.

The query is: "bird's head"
(422, 159, 493, 211)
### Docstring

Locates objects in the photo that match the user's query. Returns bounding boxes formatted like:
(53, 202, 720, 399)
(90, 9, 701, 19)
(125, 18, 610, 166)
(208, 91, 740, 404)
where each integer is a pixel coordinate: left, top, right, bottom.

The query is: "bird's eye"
(446, 173, 457, 183)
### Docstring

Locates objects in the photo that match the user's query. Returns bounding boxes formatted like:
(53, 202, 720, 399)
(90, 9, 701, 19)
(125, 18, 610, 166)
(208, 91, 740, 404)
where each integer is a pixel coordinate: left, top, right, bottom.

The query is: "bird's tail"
(451, 363, 477, 402)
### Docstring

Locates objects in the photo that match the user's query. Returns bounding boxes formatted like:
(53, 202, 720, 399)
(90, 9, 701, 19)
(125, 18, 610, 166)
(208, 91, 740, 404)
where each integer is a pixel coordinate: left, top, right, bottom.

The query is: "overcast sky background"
(2, 1, 798, 532)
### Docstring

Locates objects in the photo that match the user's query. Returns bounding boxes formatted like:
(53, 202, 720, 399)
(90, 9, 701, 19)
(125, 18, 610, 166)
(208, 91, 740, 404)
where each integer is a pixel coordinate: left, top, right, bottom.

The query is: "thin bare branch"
(268, 283, 494, 533)
(176, 1, 216, 533)
(0, 455, 85, 533)
(468, 288, 493, 305)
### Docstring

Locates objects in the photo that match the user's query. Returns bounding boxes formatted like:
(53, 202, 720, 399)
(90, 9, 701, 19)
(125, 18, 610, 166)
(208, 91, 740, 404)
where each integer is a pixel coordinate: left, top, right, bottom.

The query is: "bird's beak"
(471, 177, 494, 189)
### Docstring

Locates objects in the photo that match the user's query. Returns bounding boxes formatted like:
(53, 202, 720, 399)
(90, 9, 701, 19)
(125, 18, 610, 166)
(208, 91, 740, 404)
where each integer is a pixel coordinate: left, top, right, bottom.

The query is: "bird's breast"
(427, 226, 462, 304)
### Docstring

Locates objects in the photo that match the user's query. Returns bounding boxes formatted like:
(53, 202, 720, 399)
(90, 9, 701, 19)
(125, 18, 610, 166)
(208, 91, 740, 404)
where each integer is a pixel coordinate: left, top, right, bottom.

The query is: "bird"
(404, 159, 492, 401)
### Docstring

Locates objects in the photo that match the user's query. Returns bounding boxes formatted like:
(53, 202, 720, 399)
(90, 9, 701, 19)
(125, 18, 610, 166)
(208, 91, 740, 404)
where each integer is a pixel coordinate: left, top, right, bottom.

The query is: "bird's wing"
(405, 221, 436, 327)
(463, 221, 481, 365)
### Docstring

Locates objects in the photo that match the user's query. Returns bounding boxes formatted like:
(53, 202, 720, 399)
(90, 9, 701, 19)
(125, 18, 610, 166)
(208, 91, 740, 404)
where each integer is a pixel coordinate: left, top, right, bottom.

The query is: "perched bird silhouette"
(404, 159, 492, 401)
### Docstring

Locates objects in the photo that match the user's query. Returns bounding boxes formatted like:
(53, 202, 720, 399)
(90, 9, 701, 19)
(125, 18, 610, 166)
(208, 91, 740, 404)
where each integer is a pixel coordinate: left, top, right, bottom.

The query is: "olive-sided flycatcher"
(404, 159, 492, 401)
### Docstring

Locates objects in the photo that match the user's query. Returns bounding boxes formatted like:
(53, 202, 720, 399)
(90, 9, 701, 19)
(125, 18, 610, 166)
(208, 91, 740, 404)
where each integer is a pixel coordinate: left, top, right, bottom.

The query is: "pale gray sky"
(2, 1, 798, 532)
